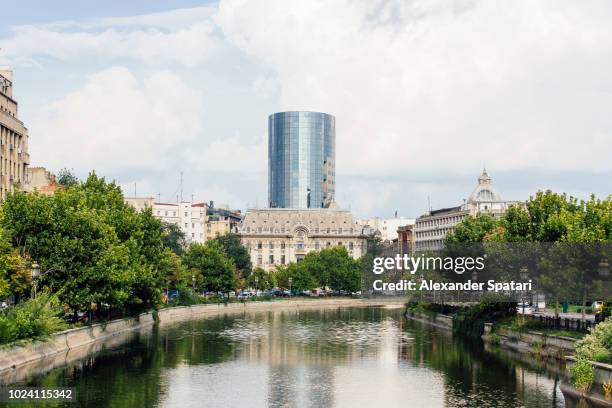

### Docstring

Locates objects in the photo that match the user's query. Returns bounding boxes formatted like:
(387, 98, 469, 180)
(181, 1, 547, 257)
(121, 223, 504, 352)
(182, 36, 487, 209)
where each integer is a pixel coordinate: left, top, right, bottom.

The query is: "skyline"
(1, 0, 611, 218)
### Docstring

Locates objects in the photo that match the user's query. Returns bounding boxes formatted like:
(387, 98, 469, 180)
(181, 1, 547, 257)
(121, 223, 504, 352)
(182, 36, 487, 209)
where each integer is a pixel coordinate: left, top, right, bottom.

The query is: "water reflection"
(1, 307, 568, 407)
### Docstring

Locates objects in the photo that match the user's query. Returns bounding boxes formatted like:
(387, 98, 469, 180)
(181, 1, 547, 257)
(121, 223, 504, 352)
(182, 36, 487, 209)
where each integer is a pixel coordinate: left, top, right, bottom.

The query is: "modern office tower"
(0, 68, 30, 200)
(268, 111, 335, 209)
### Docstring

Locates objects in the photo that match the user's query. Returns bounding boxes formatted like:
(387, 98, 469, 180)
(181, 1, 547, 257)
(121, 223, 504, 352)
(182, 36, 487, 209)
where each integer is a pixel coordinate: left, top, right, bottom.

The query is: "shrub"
(453, 295, 517, 338)
(488, 333, 501, 346)
(0, 292, 67, 344)
(568, 358, 595, 394)
(575, 316, 612, 364)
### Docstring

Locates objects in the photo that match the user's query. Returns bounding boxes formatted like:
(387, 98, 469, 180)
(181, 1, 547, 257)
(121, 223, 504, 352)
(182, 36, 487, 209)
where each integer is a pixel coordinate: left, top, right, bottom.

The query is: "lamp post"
(255, 276, 259, 292)
(31, 263, 41, 299)
(192, 274, 196, 292)
(520, 266, 529, 317)
(599, 259, 610, 279)
(596, 259, 610, 322)
(288, 277, 293, 296)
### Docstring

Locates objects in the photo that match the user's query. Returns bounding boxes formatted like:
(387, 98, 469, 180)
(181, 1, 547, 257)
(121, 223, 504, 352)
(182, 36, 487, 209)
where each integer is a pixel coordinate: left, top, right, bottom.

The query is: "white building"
(237, 208, 368, 272)
(414, 169, 522, 251)
(125, 197, 208, 244)
(361, 216, 415, 242)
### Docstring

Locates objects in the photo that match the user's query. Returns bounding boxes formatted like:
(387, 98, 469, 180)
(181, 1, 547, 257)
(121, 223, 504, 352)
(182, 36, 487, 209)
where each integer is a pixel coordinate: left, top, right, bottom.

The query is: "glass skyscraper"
(268, 111, 335, 209)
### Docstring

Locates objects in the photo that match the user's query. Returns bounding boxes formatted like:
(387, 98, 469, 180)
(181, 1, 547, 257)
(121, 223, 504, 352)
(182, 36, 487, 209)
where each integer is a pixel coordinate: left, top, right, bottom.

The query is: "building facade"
(23, 167, 59, 196)
(268, 111, 335, 209)
(414, 169, 522, 251)
(0, 69, 30, 200)
(125, 197, 208, 243)
(362, 216, 415, 242)
(238, 208, 368, 272)
(206, 202, 243, 239)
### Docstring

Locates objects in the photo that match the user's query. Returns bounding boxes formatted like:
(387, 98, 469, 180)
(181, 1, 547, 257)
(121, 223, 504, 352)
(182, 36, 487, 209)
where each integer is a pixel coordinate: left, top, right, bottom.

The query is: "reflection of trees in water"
(400, 320, 564, 407)
(13, 331, 165, 408)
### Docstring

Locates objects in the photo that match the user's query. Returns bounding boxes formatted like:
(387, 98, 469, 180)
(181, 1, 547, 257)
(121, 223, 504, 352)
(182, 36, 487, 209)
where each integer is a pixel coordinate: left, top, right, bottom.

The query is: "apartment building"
(0, 69, 29, 200)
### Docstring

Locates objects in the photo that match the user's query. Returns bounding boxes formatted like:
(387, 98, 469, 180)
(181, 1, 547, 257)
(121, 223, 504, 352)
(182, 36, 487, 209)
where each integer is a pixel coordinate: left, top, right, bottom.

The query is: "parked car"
(516, 303, 533, 314)
(238, 291, 256, 300)
(271, 289, 290, 297)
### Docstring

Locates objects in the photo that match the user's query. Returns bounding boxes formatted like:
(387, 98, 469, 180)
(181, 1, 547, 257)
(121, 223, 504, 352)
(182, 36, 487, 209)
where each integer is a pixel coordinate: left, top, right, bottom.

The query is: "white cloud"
(4, 1, 612, 217)
(31, 66, 203, 174)
(0, 7, 218, 67)
(215, 0, 612, 177)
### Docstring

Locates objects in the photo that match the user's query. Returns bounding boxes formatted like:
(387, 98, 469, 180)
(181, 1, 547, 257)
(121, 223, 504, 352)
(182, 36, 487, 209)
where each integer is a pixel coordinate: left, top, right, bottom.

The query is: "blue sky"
(1, 0, 611, 218)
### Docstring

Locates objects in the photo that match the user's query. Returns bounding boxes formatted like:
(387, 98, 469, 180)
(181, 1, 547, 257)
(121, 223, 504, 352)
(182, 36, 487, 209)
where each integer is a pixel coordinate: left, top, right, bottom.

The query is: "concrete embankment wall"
(0, 298, 402, 376)
(405, 312, 453, 330)
(483, 324, 577, 359)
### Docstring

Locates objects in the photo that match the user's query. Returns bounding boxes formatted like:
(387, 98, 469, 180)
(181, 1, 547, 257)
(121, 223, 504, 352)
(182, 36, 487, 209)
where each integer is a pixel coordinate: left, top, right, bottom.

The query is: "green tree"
(247, 267, 276, 290)
(0, 229, 29, 300)
(182, 240, 236, 294)
(161, 222, 186, 255)
(445, 213, 498, 244)
(56, 168, 79, 187)
(213, 233, 252, 278)
(0, 172, 168, 315)
(303, 247, 361, 292)
(273, 263, 317, 292)
(158, 249, 190, 290)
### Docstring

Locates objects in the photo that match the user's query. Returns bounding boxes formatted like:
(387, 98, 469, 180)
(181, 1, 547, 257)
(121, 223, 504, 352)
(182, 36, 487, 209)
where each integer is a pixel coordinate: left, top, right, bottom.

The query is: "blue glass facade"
(268, 111, 335, 209)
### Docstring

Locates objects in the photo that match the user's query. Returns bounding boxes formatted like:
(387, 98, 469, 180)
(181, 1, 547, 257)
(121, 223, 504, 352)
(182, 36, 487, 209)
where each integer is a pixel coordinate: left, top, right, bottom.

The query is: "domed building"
(414, 169, 522, 252)
(465, 169, 510, 216)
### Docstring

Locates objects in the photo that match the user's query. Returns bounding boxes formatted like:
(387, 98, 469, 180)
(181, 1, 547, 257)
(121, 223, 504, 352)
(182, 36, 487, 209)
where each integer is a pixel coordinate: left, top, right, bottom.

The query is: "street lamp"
(192, 274, 196, 292)
(31, 263, 41, 299)
(255, 276, 259, 291)
(520, 266, 529, 316)
(598, 259, 610, 278)
(288, 277, 293, 296)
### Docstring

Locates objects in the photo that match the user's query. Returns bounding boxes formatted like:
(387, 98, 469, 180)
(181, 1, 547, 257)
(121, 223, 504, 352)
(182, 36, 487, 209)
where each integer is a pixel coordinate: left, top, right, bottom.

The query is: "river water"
(3, 306, 569, 407)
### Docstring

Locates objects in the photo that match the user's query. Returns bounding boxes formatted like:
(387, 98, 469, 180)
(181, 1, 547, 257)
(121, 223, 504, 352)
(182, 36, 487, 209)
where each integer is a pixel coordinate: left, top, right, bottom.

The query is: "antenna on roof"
(180, 172, 183, 202)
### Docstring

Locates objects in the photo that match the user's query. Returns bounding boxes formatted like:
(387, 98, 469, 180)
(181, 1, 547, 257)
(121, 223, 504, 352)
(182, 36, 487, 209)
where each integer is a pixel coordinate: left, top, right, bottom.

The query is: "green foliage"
(158, 249, 191, 290)
(0, 292, 67, 344)
(445, 213, 498, 244)
(407, 300, 432, 314)
(453, 295, 517, 338)
(270, 247, 361, 292)
(56, 168, 79, 188)
(302, 247, 361, 292)
(161, 222, 186, 255)
(568, 357, 595, 393)
(182, 240, 236, 293)
(488, 333, 501, 346)
(575, 316, 612, 364)
(0, 172, 167, 315)
(248, 267, 276, 290)
(447, 191, 612, 243)
(213, 233, 252, 278)
(273, 263, 317, 291)
(0, 229, 29, 299)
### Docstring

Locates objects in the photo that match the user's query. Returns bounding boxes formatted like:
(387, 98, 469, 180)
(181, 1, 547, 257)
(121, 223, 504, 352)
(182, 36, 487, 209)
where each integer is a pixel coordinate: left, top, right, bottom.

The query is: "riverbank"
(406, 308, 612, 406)
(0, 297, 403, 379)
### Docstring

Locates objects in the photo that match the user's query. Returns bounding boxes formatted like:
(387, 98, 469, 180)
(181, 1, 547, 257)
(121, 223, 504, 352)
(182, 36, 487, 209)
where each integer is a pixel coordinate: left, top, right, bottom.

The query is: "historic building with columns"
(237, 208, 368, 272)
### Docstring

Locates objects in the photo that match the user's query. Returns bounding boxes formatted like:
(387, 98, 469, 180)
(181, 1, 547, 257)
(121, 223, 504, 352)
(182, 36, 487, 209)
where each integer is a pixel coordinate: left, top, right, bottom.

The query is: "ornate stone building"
(238, 208, 368, 271)
(414, 169, 522, 251)
(0, 69, 30, 200)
